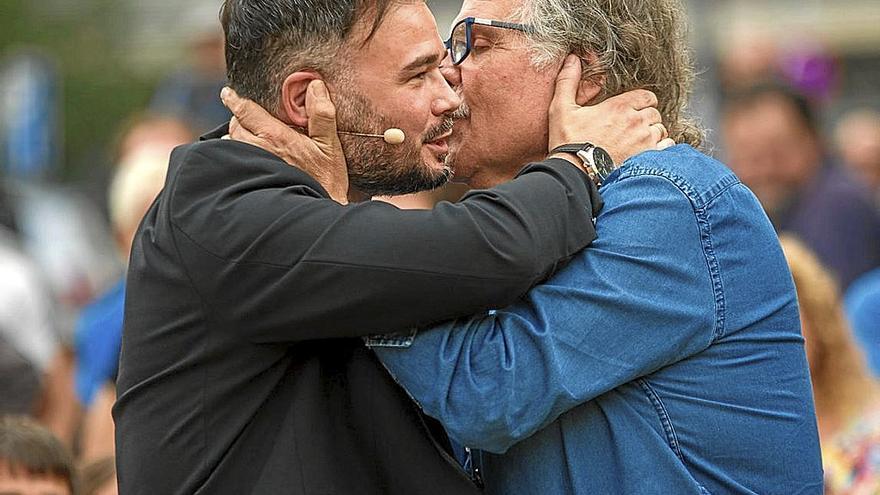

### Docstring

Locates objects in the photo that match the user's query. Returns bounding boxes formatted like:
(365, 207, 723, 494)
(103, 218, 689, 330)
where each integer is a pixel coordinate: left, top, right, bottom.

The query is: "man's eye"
(472, 37, 494, 50)
(412, 66, 442, 82)
(472, 42, 495, 55)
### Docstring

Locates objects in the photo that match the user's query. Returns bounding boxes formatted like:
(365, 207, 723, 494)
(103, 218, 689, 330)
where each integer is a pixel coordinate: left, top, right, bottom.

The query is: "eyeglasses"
(445, 17, 532, 66)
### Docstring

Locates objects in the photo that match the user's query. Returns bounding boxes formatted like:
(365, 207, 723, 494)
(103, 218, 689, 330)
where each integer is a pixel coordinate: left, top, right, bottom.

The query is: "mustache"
(450, 99, 470, 121)
(424, 116, 455, 143)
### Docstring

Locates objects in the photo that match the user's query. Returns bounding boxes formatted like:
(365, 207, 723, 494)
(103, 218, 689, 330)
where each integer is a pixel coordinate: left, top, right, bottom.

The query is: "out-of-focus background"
(0, 1, 878, 493)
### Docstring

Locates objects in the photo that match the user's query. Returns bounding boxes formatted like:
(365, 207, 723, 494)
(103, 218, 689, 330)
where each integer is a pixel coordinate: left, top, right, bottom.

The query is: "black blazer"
(114, 125, 600, 494)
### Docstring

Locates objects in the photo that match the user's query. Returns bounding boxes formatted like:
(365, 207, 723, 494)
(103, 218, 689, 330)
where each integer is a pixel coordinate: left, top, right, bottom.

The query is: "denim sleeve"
(372, 173, 717, 454)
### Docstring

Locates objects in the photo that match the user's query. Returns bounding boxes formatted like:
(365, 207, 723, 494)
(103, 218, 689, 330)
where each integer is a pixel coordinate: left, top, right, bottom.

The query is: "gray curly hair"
(517, 0, 704, 147)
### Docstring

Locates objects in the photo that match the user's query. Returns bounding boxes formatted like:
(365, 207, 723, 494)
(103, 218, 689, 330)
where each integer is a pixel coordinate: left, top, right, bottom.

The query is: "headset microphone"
(284, 125, 406, 145)
(338, 128, 406, 145)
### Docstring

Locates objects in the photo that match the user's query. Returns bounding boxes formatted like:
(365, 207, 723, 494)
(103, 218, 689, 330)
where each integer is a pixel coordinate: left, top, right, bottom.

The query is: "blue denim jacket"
(370, 145, 824, 494)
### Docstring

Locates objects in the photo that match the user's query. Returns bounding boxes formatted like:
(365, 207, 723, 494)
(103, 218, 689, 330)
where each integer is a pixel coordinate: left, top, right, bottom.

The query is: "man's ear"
(575, 54, 605, 106)
(281, 71, 322, 128)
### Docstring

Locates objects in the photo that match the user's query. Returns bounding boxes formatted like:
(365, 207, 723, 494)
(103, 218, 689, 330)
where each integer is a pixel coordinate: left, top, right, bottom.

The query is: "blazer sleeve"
(168, 142, 601, 342)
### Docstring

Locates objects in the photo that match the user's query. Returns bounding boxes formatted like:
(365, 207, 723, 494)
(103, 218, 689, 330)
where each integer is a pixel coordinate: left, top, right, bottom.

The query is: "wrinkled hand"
(549, 55, 675, 165)
(220, 83, 349, 204)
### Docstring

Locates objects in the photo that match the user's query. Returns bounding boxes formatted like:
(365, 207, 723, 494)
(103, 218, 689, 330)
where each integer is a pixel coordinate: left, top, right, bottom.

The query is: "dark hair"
(220, 0, 395, 113)
(724, 82, 819, 136)
(0, 416, 76, 493)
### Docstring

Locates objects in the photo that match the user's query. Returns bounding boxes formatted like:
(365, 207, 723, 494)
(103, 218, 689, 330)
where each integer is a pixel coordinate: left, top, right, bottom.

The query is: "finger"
(651, 122, 669, 140)
(623, 89, 658, 110)
(221, 87, 284, 138)
(220, 86, 234, 109)
(550, 55, 583, 112)
(305, 80, 341, 149)
(649, 123, 665, 144)
(657, 138, 676, 150)
(220, 87, 250, 121)
(229, 116, 264, 147)
(639, 107, 662, 126)
(229, 117, 264, 145)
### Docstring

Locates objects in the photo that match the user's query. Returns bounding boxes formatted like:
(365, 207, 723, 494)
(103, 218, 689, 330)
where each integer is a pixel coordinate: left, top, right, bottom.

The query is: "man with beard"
(227, 0, 824, 493)
(113, 1, 666, 494)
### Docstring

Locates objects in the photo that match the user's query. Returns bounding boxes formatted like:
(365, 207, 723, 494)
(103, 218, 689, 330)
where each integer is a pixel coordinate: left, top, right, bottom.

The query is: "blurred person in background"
(149, 5, 232, 132)
(1, 173, 46, 418)
(112, 115, 196, 166)
(717, 26, 780, 93)
(0, 189, 42, 414)
(834, 110, 880, 378)
(0, 415, 76, 495)
(0, 123, 79, 448)
(845, 268, 880, 380)
(0, 335, 42, 417)
(0, 226, 77, 451)
(722, 83, 880, 289)
(780, 235, 880, 494)
(75, 114, 192, 463)
(0, 183, 18, 235)
(835, 109, 880, 205)
(0, 228, 57, 418)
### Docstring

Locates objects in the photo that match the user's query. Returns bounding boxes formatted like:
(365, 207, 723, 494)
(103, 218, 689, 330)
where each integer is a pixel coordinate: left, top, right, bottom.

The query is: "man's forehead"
(348, 1, 445, 75)
(354, 2, 439, 48)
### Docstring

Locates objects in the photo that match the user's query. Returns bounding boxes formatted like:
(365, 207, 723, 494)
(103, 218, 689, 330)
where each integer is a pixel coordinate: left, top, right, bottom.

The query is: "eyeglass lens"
(450, 20, 469, 64)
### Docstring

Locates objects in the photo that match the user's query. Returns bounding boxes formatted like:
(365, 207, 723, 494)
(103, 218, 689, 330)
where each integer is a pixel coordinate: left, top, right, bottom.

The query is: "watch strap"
(550, 143, 605, 186)
(550, 143, 594, 155)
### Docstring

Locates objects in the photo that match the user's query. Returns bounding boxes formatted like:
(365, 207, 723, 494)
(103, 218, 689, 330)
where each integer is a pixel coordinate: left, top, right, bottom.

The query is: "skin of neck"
(347, 187, 371, 203)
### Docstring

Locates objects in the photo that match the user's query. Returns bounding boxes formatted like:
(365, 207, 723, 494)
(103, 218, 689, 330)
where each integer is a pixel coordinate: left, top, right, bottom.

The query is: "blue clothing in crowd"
(75, 278, 125, 406)
(846, 268, 880, 378)
(777, 164, 880, 290)
(372, 145, 823, 494)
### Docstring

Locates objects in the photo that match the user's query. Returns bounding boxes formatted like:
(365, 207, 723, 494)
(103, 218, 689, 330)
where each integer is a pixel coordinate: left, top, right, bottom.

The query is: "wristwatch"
(551, 143, 615, 187)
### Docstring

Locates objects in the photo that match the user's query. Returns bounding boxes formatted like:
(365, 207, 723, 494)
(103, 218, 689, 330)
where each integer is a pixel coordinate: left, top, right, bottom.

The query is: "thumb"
(305, 80, 340, 150)
(551, 55, 582, 111)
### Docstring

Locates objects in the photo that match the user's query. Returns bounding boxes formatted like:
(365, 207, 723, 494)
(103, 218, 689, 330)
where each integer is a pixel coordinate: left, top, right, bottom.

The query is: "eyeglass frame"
(444, 17, 533, 66)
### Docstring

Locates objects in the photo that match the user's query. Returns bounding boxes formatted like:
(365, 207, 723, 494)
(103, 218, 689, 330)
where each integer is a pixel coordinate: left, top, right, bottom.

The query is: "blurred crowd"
(0, 21, 222, 494)
(1, 1, 879, 494)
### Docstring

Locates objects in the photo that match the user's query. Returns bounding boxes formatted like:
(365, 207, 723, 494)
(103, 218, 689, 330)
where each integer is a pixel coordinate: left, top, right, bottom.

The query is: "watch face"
(593, 147, 615, 178)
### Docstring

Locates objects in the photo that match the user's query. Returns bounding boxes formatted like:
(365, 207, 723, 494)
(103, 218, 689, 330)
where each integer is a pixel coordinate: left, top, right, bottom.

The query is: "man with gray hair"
(372, 0, 824, 492)
(228, 0, 824, 493)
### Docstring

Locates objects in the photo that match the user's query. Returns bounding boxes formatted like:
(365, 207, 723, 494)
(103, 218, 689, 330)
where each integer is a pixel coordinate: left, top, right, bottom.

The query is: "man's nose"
(432, 77, 462, 116)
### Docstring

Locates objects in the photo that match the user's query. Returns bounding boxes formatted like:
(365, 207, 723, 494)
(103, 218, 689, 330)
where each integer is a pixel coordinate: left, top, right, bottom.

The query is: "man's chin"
(349, 160, 451, 197)
(422, 160, 453, 189)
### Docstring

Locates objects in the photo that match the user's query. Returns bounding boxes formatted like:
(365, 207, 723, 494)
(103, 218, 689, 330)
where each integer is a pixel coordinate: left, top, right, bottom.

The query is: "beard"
(445, 98, 471, 172)
(333, 87, 453, 197)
